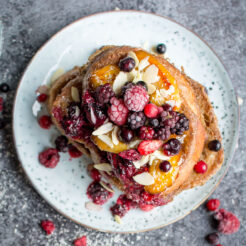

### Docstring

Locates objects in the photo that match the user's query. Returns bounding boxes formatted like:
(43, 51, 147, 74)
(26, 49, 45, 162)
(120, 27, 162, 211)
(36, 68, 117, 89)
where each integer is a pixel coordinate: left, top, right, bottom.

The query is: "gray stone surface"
(0, 0, 245, 245)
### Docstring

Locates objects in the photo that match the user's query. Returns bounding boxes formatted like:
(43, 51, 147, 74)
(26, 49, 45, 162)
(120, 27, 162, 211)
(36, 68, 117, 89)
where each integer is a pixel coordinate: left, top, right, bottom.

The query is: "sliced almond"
(133, 172, 154, 185)
(94, 163, 112, 172)
(85, 201, 102, 211)
(36, 85, 49, 94)
(74, 106, 80, 117)
(97, 135, 114, 148)
(133, 155, 149, 169)
(71, 86, 80, 102)
(153, 150, 170, 160)
(132, 70, 143, 83)
(113, 72, 132, 94)
(50, 68, 65, 83)
(149, 154, 157, 165)
(138, 56, 150, 71)
(92, 122, 113, 136)
(129, 140, 141, 148)
(147, 83, 156, 94)
(112, 126, 119, 145)
(142, 41, 149, 51)
(114, 215, 122, 224)
(127, 51, 139, 67)
(99, 181, 114, 193)
(142, 64, 160, 84)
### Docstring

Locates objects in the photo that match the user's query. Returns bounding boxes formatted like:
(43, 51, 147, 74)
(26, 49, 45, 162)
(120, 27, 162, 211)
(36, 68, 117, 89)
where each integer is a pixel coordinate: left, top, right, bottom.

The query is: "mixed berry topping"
(119, 149, 142, 161)
(40, 220, 55, 235)
(124, 85, 149, 112)
(37, 93, 47, 103)
(194, 160, 207, 174)
(0, 83, 10, 93)
(55, 135, 68, 152)
(118, 127, 134, 143)
(119, 57, 135, 72)
(156, 43, 166, 54)
(208, 140, 221, 152)
(87, 181, 113, 205)
(170, 113, 189, 135)
(206, 199, 220, 211)
(163, 138, 181, 156)
(95, 83, 115, 105)
(159, 160, 171, 172)
(38, 115, 52, 129)
(139, 126, 155, 140)
(128, 111, 146, 130)
(108, 97, 129, 126)
(39, 148, 60, 168)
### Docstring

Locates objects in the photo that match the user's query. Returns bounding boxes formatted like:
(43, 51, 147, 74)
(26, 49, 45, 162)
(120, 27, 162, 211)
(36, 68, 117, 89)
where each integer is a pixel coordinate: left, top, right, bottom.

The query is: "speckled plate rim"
(12, 10, 239, 233)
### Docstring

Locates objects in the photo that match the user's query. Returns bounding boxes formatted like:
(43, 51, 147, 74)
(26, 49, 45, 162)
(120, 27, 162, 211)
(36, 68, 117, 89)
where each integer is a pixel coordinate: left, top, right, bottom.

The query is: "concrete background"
(0, 0, 245, 245)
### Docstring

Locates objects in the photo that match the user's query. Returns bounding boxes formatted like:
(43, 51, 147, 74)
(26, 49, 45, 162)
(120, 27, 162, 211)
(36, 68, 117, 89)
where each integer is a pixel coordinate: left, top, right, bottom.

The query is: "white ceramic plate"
(13, 10, 239, 233)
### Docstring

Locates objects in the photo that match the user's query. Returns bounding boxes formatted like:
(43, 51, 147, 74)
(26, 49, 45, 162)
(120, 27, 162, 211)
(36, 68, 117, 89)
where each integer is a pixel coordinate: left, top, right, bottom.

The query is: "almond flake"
(71, 87, 80, 102)
(142, 64, 159, 84)
(50, 68, 65, 83)
(92, 122, 113, 136)
(147, 83, 156, 94)
(153, 150, 170, 160)
(149, 154, 157, 165)
(127, 51, 139, 67)
(132, 70, 143, 83)
(112, 126, 119, 145)
(113, 72, 132, 94)
(85, 201, 102, 211)
(36, 85, 49, 94)
(97, 135, 114, 148)
(94, 163, 112, 172)
(142, 41, 149, 51)
(114, 215, 122, 224)
(133, 172, 154, 185)
(138, 56, 150, 71)
(238, 96, 243, 106)
(133, 155, 149, 169)
(74, 106, 80, 117)
(129, 140, 141, 148)
(99, 181, 114, 193)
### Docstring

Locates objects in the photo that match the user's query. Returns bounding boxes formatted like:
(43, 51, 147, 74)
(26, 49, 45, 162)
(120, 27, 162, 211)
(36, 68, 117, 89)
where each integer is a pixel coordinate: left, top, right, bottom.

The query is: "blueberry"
(156, 43, 166, 54)
(208, 140, 221, 151)
(159, 161, 171, 172)
(163, 138, 181, 156)
(119, 57, 135, 72)
(0, 83, 10, 93)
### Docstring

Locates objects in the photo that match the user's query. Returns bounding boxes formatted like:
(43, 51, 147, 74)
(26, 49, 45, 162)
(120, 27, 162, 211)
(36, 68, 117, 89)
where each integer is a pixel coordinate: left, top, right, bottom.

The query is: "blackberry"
(55, 135, 68, 152)
(95, 83, 115, 105)
(136, 81, 148, 91)
(149, 118, 159, 128)
(156, 43, 166, 54)
(155, 127, 171, 141)
(163, 138, 181, 156)
(120, 82, 134, 96)
(127, 111, 146, 130)
(159, 111, 176, 128)
(171, 113, 189, 135)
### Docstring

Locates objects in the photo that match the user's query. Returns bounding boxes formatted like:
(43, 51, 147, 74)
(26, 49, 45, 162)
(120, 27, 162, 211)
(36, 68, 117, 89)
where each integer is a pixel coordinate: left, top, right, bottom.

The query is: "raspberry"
(206, 199, 220, 211)
(124, 85, 149, 111)
(0, 97, 3, 112)
(82, 90, 95, 104)
(108, 97, 129, 126)
(119, 149, 142, 161)
(55, 135, 68, 152)
(38, 115, 52, 129)
(68, 145, 83, 158)
(90, 168, 101, 181)
(144, 103, 159, 118)
(74, 236, 87, 246)
(37, 93, 47, 102)
(39, 148, 60, 168)
(139, 126, 155, 140)
(40, 220, 55, 235)
(96, 83, 115, 105)
(139, 204, 154, 212)
(155, 127, 171, 141)
(138, 140, 163, 155)
(194, 160, 207, 174)
(205, 233, 219, 245)
(214, 209, 240, 234)
(128, 111, 146, 130)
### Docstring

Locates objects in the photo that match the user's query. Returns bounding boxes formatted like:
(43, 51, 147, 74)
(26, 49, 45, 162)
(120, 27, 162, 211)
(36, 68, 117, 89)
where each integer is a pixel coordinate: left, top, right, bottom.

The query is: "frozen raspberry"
(144, 104, 159, 118)
(74, 236, 87, 246)
(124, 85, 149, 112)
(206, 199, 220, 211)
(205, 233, 219, 245)
(68, 145, 83, 158)
(214, 209, 240, 234)
(40, 220, 55, 235)
(155, 127, 171, 141)
(111, 195, 134, 217)
(82, 90, 95, 104)
(194, 160, 207, 174)
(108, 97, 129, 126)
(96, 83, 115, 105)
(119, 149, 142, 161)
(138, 140, 163, 155)
(139, 204, 154, 212)
(55, 135, 68, 152)
(37, 93, 47, 102)
(90, 168, 101, 181)
(0, 97, 3, 112)
(139, 126, 155, 140)
(39, 148, 60, 168)
(38, 115, 52, 129)
(128, 111, 146, 130)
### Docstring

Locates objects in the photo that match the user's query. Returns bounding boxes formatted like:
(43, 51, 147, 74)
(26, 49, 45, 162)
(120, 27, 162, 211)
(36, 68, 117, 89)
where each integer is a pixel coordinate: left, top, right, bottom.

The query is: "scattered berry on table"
(37, 93, 47, 103)
(138, 140, 163, 155)
(108, 97, 129, 126)
(205, 232, 220, 245)
(74, 236, 87, 246)
(39, 148, 60, 168)
(119, 149, 142, 161)
(68, 145, 83, 158)
(139, 126, 155, 140)
(95, 83, 115, 105)
(194, 160, 207, 174)
(55, 135, 68, 152)
(118, 127, 134, 142)
(128, 111, 146, 130)
(124, 85, 149, 112)
(206, 199, 220, 211)
(208, 140, 221, 152)
(40, 220, 55, 235)
(119, 57, 135, 72)
(144, 103, 159, 118)
(38, 115, 52, 129)
(0, 83, 10, 93)
(159, 160, 171, 172)
(163, 138, 181, 156)
(156, 43, 166, 54)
